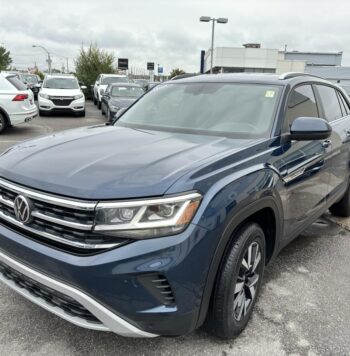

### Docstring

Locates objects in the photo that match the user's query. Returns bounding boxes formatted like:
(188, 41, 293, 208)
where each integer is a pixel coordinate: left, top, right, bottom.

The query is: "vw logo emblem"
(13, 195, 32, 224)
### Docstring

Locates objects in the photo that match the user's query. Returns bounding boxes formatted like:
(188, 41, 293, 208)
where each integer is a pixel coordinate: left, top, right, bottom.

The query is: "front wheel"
(93, 95, 97, 105)
(0, 112, 7, 134)
(97, 100, 101, 110)
(206, 223, 265, 339)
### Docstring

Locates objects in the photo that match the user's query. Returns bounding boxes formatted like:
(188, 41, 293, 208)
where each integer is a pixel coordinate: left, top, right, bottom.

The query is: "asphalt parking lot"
(0, 102, 350, 356)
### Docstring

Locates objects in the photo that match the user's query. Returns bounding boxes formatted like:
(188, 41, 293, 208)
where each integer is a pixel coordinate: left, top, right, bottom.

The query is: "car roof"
(45, 75, 77, 80)
(101, 74, 127, 77)
(109, 83, 142, 88)
(171, 72, 331, 86)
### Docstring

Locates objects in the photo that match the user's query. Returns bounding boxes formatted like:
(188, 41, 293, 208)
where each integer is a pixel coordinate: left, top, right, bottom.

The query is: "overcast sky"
(0, 0, 349, 74)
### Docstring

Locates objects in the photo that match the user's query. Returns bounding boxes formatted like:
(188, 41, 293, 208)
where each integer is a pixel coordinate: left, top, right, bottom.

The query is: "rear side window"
(316, 85, 343, 121)
(286, 85, 318, 126)
(337, 91, 349, 116)
(6, 76, 27, 91)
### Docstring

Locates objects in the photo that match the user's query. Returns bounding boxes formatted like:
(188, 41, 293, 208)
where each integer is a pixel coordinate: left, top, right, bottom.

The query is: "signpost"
(118, 58, 129, 71)
(147, 62, 155, 81)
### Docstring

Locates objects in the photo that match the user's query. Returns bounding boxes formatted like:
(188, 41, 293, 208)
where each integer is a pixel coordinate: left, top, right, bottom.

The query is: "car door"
(272, 84, 331, 240)
(314, 84, 350, 204)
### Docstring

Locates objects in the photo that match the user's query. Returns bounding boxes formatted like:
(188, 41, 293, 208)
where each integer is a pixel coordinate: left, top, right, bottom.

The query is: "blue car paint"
(0, 74, 350, 336)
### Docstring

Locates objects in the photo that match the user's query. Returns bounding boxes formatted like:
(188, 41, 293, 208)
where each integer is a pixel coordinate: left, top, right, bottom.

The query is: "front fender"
(190, 167, 284, 328)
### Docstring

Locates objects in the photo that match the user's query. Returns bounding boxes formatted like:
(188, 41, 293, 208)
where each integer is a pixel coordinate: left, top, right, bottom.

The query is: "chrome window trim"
(0, 250, 158, 337)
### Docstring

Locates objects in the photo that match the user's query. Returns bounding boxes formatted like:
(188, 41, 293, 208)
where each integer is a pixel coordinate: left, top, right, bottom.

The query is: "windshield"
(22, 74, 38, 84)
(111, 86, 144, 98)
(43, 77, 79, 89)
(116, 83, 281, 138)
(101, 77, 128, 85)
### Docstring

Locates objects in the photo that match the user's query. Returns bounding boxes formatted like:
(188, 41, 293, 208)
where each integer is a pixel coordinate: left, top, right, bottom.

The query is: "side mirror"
(81, 85, 87, 90)
(290, 117, 332, 141)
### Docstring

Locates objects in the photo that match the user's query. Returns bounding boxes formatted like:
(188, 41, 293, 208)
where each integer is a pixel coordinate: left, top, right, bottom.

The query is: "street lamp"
(200, 16, 228, 74)
(32, 45, 52, 74)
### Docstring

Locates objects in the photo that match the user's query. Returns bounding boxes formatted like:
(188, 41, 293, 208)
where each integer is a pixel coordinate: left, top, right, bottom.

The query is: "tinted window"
(101, 77, 128, 85)
(117, 83, 281, 138)
(286, 85, 318, 126)
(6, 75, 27, 90)
(316, 85, 342, 121)
(337, 91, 349, 116)
(43, 77, 79, 89)
(111, 86, 144, 97)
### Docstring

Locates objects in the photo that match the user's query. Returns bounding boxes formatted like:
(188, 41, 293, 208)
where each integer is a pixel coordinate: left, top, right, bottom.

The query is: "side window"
(316, 85, 342, 121)
(286, 85, 318, 127)
(337, 91, 349, 116)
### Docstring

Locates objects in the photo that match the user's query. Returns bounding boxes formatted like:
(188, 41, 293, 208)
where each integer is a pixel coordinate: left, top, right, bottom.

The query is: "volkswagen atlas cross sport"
(0, 73, 349, 339)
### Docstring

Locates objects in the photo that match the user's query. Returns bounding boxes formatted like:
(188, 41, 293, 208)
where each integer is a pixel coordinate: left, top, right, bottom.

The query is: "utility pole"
(200, 16, 228, 74)
(66, 57, 69, 73)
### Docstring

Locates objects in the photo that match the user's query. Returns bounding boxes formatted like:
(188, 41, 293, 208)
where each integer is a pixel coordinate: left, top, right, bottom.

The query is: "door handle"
(322, 139, 332, 148)
(346, 129, 350, 137)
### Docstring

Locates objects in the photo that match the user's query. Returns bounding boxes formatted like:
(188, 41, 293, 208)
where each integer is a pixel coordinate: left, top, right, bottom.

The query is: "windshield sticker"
(265, 90, 275, 98)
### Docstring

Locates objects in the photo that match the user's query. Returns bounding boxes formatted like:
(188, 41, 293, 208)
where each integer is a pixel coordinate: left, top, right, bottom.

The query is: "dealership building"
(204, 44, 350, 85)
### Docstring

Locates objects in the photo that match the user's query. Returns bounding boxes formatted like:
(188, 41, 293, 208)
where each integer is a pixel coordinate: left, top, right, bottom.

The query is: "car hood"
(0, 126, 257, 200)
(40, 88, 82, 96)
(110, 97, 138, 108)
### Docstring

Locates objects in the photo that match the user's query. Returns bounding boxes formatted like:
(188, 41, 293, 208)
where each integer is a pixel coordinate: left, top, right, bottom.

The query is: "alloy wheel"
(233, 241, 261, 321)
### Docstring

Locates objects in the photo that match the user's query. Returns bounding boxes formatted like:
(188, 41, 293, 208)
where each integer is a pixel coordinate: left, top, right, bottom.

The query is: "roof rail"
(278, 72, 323, 80)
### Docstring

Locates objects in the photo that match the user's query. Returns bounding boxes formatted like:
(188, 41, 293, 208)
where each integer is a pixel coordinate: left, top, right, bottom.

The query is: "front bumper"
(38, 97, 85, 112)
(0, 221, 215, 337)
(0, 250, 156, 337)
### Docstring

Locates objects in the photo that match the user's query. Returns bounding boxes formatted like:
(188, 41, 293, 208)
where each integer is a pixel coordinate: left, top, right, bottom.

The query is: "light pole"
(32, 45, 52, 74)
(200, 16, 228, 74)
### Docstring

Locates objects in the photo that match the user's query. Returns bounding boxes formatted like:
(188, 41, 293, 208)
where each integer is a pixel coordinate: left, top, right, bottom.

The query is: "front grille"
(0, 178, 124, 253)
(139, 273, 176, 306)
(50, 97, 74, 106)
(0, 261, 101, 324)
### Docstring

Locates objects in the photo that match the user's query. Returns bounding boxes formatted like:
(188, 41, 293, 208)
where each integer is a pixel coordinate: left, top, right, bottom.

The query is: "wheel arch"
(196, 196, 282, 328)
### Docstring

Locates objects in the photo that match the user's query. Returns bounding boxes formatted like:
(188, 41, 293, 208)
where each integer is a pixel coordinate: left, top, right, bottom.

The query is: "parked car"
(101, 83, 144, 121)
(18, 73, 42, 99)
(0, 73, 37, 134)
(93, 74, 128, 109)
(1, 73, 350, 339)
(38, 75, 86, 117)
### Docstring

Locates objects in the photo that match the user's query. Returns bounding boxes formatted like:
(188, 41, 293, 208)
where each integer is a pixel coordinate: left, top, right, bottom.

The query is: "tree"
(0, 46, 12, 70)
(75, 44, 115, 90)
(33, 69, 45, 80)
(169, 68, 186, 79)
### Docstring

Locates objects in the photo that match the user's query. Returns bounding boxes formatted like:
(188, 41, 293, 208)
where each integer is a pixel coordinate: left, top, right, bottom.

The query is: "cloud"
(1, 0, 350, 73)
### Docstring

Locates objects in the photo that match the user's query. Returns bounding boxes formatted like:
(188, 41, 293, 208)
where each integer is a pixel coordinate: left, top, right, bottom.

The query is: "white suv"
(93, 74, 128, 109)
(38, 75, 86, 117)
(0, 73, 37, 134)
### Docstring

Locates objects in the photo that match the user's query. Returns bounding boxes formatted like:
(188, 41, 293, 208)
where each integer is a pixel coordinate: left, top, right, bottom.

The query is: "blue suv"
(0, 73, 349, 339)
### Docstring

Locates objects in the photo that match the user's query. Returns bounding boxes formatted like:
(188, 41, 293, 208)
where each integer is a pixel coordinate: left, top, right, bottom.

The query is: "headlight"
(39, 93, 49, 99)
(74, 94, 84, 100)
(110, 105, 120, 111)
(94, 192, 202, 238)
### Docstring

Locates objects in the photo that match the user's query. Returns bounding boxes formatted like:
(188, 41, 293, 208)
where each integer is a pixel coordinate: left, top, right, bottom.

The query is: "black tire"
(80, 110, 86, 117)
(97, 100, 101, 110)
(101, 103, 105, 115)
(206, 223, 266, 339)
(93, 95, 97, 105)
(329, 182, 350, 217)
(0, 112, 7, 134)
